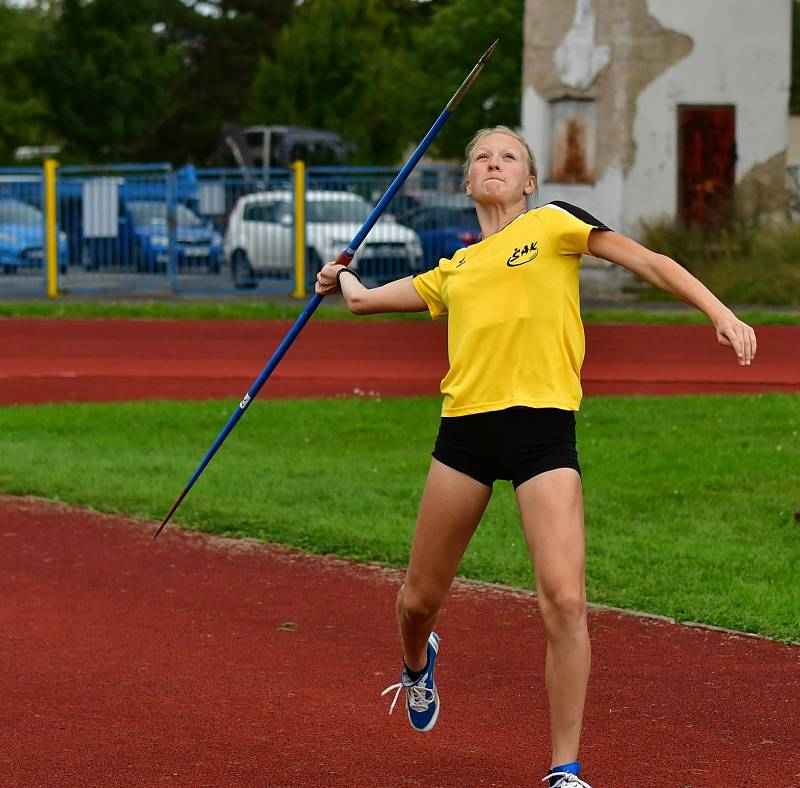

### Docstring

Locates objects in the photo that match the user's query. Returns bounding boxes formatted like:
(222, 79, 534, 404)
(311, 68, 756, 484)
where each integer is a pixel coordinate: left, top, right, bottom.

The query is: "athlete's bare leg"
(515, 468, 590, 768)
(397, 458, 493, 671)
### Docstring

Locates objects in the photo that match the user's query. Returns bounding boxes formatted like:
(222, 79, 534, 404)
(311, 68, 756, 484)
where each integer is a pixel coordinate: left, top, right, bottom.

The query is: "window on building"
(548, 98, 596, 184)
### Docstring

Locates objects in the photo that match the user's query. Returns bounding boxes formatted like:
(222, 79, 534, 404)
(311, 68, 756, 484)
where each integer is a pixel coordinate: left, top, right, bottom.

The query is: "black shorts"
(432, 406, 580, 489)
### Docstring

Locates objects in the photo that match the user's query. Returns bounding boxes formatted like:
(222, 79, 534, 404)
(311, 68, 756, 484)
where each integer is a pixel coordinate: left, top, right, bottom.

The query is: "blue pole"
(155, 40, 499, 538)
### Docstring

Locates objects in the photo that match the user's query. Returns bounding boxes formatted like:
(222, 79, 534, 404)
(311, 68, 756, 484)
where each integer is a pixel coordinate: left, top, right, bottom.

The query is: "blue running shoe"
(381, 632, 440, 732)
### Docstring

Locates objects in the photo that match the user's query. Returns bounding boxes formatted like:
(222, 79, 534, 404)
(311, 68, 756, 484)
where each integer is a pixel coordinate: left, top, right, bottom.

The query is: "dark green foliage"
(24, 0, 294, 163)
(397, 0, 525, 159)
(7, 0, 522, 165)
(245, 0, 523, 164)
(0, 3, 55, 164)
(33, 0, 181, 161)
(245, 0, 428, 164)
(144, 0, 296, 164)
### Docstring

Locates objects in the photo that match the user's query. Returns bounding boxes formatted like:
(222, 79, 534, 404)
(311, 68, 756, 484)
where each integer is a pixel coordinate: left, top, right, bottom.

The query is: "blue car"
(0, 198, 68, 274)
(403, 205, 481, 269)
(126, 201, 224, 273)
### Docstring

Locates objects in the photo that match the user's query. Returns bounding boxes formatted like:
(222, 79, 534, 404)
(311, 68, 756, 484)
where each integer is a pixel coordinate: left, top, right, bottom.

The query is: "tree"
(150, 0, 296, 163)
(0, 3, 56, 164)
(245, 0, 431, 164)
(34, 0, 181, 161)
(245, 0, 522, 164)
(399, 0, 525, 161)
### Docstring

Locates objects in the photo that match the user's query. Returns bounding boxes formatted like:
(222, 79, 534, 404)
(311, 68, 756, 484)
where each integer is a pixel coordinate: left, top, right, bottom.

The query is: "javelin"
(154, 39, 499, 539)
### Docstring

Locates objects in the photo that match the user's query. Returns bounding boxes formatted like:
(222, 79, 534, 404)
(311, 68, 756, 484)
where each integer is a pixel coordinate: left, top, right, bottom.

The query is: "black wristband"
(336, 267, 362, 289)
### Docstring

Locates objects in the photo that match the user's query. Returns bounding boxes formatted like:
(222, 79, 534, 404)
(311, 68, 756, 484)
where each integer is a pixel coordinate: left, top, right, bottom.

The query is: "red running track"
(0, 318, 797, 404)
(1, 496, 798, 786)
(1, 318, 799, 786)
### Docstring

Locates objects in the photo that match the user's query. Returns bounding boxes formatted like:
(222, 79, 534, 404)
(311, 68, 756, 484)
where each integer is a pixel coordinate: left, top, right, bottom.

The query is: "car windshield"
(0, 200, 43, 226)
(306, 197, 371, 224)
(128, 201, 203, 227)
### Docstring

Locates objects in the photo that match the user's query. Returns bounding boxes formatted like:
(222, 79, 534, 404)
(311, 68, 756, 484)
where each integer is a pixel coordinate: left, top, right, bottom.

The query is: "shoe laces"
(541, 773, 592, 788)
(381, 675, 435, 715)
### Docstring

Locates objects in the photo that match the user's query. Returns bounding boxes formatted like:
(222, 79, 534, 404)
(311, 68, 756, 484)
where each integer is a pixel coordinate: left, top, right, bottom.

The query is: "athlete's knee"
(538, 586, 587, 632)
(397, 582, 442, 625)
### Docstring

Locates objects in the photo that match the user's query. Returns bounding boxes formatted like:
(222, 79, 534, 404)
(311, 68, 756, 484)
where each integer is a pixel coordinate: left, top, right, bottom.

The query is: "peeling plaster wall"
(625, 0, 791, 232)
(522, 0, 791, 235)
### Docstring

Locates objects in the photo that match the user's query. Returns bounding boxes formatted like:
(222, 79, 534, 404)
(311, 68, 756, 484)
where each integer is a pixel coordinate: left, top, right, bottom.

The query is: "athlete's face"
(466, 133, 536, 205)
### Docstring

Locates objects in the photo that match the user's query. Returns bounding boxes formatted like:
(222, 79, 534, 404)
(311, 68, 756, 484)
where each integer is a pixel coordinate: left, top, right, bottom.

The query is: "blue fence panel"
(0, 163, 470, 299)
(0, 169, 48, 296)
(57, 164, 175, 293)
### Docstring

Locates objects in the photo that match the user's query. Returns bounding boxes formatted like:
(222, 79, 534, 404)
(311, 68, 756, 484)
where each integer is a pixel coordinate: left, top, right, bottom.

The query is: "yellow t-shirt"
(412, 201, 609, 416)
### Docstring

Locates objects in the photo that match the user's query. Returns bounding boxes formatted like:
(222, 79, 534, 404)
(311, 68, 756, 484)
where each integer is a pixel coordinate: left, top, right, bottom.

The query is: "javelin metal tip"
(481, 39, 500, 62)
(153, 488, 188, 539)
(446, 40, 501, 111)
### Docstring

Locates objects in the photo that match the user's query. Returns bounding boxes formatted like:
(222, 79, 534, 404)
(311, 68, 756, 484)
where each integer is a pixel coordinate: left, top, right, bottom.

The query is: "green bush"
(637, 215, 800, 306)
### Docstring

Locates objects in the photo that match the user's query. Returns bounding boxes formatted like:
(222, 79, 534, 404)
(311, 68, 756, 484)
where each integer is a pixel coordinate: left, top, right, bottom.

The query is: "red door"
(678, 105, 736, 227)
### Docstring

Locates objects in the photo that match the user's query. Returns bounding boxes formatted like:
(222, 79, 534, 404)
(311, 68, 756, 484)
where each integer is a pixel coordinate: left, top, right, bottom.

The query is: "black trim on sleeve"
(548, 201, 611, 231)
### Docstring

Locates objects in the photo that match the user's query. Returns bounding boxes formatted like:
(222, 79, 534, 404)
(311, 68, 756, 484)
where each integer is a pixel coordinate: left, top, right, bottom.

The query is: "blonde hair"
(462, 125, 538, 195)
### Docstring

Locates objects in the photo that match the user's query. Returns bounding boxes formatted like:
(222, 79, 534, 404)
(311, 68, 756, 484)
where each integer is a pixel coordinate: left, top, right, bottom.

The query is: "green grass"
(0, 394, 798, 642)
(0, 298, 799, 324)
(0, 298, 425, 322)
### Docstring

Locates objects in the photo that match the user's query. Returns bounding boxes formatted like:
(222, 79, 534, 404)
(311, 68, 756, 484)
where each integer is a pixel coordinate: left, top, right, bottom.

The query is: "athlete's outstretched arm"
(588, 229, 756, 366)
(315, 262, 428, 315)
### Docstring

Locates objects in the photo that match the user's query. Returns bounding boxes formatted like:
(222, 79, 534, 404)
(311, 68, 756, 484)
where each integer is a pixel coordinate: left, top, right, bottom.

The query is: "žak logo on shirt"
(506, 241, 538, 267)
(455, 256, 466, 267)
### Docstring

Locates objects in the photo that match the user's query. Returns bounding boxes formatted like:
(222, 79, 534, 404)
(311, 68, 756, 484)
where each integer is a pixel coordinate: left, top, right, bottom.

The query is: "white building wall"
(624, 0, 791, 233)
(522, 0, 792, 236)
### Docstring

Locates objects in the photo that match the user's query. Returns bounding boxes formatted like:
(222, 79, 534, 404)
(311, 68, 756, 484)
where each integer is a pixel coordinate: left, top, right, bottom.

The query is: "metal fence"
(0, 168, 48, 296)
(0, 163, 471, 298)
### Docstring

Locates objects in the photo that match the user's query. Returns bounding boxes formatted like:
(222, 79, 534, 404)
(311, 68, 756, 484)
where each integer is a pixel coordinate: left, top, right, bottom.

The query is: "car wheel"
(231, 250, 256, 289)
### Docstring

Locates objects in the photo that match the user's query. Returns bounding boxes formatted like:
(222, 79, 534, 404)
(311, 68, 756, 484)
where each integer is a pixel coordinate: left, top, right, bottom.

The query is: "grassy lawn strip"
(0, 394, 797, 642)
(0, 299, 799, 324)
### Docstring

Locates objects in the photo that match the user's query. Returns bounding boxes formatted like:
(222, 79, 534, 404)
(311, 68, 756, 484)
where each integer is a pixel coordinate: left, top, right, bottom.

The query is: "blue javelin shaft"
(154, 40, 498, 538)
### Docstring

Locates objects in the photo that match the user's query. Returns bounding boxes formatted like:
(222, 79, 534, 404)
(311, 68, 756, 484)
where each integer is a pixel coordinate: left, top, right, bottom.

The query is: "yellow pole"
(43, 159, 59, 299)
(291, 160, 306, 299)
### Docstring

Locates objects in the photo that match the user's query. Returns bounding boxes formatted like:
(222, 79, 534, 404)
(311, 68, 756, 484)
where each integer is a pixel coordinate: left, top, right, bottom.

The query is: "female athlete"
(315, 125, 756, 788)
